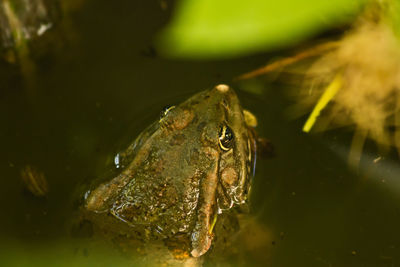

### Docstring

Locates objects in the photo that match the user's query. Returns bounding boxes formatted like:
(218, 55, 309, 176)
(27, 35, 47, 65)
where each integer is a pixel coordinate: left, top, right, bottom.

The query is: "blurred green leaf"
(157, 0, 368, 59)
(389, 0, 400, 37)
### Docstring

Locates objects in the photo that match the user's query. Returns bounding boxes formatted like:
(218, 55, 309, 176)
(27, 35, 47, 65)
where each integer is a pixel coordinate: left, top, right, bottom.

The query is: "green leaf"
(389, 0, 400, 37)
(157, 0, 368, 59)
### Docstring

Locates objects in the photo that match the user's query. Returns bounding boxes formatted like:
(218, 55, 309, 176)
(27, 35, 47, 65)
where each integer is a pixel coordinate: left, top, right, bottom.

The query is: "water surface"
(0, 1, 399, 266)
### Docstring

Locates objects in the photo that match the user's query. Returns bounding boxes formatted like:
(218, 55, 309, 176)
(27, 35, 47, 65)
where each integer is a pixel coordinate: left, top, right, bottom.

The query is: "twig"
(236, 41, 340, 80)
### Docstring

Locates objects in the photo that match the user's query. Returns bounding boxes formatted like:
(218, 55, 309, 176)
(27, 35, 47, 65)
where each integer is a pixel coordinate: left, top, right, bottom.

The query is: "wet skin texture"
(85, 84, 257, 257)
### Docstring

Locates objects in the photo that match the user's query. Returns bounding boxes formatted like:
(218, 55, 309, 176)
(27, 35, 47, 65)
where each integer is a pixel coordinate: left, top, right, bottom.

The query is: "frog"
(83, 84, 259, 261)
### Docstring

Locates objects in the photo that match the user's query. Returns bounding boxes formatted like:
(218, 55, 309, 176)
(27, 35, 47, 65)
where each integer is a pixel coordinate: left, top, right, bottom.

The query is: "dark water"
(1, 0, 400, 266)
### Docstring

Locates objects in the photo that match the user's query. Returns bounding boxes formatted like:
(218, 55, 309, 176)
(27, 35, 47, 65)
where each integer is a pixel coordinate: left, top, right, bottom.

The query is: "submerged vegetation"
(160, 0, 400, 165)
(0, 0, 86, 91)
(239, 1, 400, 165)
(0, 0, 84, 64)
(0, 0, 60, 63)
(301, 5, 400, 165)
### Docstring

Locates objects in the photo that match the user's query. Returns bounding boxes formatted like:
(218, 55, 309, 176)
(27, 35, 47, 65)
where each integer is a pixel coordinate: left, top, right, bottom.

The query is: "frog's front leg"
(190, 147, 219, 257)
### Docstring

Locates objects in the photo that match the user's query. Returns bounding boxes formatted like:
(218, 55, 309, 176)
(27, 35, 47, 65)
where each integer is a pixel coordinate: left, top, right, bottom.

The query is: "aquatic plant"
(240, 1, 400, 165)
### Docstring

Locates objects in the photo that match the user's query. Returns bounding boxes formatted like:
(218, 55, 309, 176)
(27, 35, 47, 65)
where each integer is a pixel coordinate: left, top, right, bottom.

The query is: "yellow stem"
(303, 74, 342, 132)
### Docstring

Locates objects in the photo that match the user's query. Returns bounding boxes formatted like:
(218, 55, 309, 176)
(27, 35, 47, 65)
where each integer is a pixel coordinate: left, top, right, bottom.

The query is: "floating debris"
(21, 165, 48, 197)
(0, 0, 60, 56)
(239, 1, 400, 162)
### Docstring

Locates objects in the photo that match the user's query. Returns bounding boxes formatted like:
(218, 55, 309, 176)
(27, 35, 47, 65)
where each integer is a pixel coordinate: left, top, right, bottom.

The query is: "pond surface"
(0, 0, 399, 266)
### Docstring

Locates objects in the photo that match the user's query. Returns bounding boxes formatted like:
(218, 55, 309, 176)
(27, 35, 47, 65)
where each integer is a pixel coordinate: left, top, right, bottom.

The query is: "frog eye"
(160, 105, 175, 120)
(219, 125, 234, 151)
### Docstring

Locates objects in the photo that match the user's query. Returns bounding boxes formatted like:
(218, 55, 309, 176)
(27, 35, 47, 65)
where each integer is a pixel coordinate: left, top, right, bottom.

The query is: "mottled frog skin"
(85, 84, 257, 258)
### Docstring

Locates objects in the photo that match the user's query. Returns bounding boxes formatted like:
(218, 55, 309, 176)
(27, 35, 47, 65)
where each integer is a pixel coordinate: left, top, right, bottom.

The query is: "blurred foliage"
(0, 241, 137, 267)
(388, 0, 400, 36)
(235, 0, 400, 162)
(0, 0, 86, 64)
(158, 0, 369, 59)
(0, 0, 61, 51)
